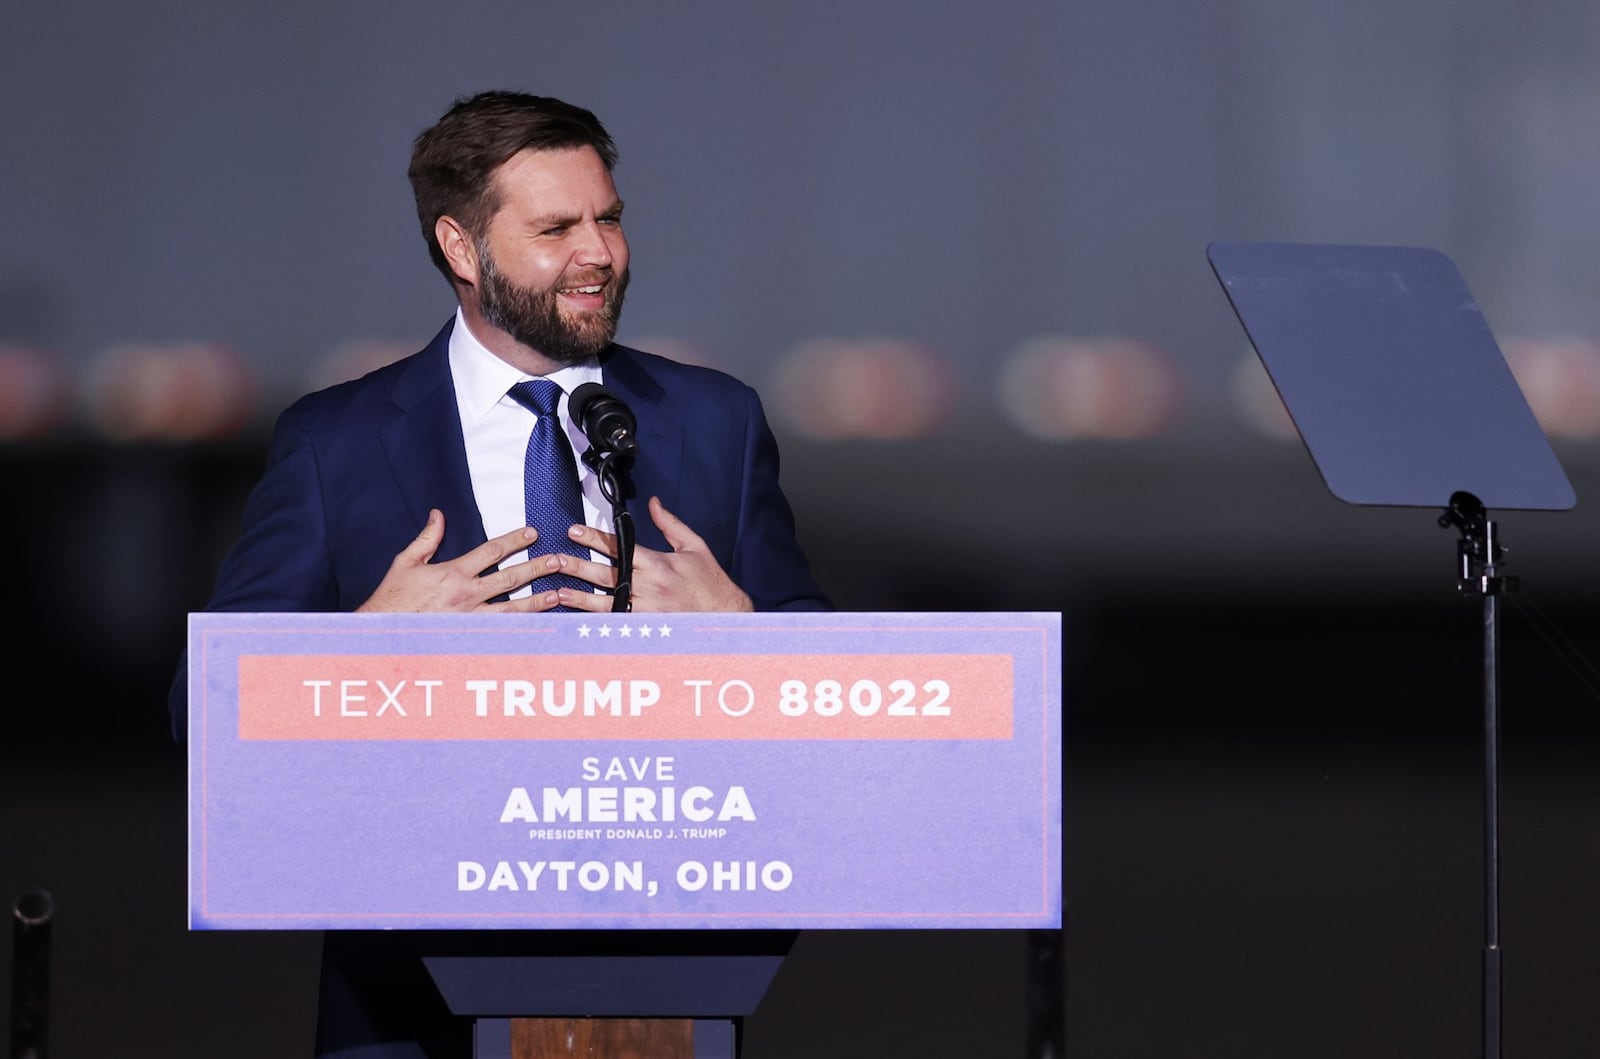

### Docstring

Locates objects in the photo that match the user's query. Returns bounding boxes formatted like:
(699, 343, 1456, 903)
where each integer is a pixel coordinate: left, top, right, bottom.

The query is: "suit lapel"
(372, 335, 676, 563)
(379, 324, 489, 562)
(600, 345, 683, 552)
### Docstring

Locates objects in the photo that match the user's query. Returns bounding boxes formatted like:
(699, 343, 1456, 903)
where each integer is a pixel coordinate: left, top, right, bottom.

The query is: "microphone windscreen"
(569, 382, 638, 462)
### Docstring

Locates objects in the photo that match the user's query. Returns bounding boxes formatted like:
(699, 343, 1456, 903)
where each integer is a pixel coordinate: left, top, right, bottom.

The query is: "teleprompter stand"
(1208, 240, 1577, 1059)
(1438, 490, 1518, 1055)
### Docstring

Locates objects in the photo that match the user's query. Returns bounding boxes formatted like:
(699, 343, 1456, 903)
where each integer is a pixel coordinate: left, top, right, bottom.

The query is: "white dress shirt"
(447, 309, 612, 597)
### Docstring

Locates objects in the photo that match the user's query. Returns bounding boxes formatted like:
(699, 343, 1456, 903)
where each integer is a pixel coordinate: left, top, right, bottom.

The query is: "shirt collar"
(447, 307, 603, 422)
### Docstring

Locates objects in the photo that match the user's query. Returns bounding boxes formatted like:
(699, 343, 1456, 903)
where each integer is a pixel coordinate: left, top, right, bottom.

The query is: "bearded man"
(171, 91, 827, 1057)
(172, 91, 827, 633)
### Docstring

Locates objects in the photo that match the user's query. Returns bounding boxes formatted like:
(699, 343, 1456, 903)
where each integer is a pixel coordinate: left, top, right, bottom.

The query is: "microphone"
(568, 382, 639, 468)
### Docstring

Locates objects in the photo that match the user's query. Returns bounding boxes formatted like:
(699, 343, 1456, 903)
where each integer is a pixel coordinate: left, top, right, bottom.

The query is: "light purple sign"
(188, 611, 1061, 930)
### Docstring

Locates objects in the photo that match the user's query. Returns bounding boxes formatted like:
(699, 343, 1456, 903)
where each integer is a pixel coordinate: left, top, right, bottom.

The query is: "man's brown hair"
(408, 91, 618, 280)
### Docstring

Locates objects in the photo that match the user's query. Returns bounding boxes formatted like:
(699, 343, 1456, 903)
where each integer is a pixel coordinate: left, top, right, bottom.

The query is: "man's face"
(472, 146, 630, 364)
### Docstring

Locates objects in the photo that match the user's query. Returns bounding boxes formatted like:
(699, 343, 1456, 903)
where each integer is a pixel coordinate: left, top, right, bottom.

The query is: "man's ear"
(436, 216, 479, 287)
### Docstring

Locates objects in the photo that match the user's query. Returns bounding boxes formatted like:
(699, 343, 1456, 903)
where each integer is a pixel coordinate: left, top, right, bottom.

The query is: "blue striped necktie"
(508, 379, 591, 604)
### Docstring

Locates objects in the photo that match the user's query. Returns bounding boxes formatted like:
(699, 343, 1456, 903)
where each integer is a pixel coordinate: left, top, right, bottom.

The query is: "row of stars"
(575, 624, 673, 638)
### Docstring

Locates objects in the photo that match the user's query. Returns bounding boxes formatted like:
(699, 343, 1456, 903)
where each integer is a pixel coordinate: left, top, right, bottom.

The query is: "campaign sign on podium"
(187, 611, 1061, 931)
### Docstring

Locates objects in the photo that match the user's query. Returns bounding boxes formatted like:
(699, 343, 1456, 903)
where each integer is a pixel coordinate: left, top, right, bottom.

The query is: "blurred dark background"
(7, 2, 1600, 1056)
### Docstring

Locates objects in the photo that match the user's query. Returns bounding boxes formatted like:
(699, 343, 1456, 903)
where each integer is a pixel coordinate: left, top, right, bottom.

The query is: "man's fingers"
(647, 496, 705, 553)
(568, 522, 618, 560)
(527, 553, 618, 590)
(555, 586, 616, 613)
(459, 525, 539, 572)
(481, 558, 535, 599)
(398, 509, 448, 565)
(491, 590, 562, 614)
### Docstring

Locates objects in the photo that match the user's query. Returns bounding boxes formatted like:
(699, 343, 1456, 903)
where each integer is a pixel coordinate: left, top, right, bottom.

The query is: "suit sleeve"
(167, 408, 340, 740)
(727, 387, 833, 613)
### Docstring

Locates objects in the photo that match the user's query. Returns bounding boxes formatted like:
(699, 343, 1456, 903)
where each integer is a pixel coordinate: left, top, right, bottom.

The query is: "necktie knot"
(509, 378, 563, 419)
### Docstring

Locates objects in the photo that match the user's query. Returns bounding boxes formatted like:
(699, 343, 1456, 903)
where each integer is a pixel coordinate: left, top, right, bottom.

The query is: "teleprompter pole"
(1439, 491, 1515, 1059)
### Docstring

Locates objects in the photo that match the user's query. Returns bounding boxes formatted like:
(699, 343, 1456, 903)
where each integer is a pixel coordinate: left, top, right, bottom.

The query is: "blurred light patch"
(1501, 337, 1600, 440)
(309, 338, 420, 391)
(996, 336, 1182, 440)
(85, 341, 255, 442)
(625, 336, 718, 369)
(771, 337, 952, 440)
(0, 344, 72, 440)
(1229, 350, 1299, 440)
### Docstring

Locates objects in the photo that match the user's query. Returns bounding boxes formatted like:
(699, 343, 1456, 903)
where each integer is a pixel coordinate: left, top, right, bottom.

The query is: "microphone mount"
(569, 383, 639, 612)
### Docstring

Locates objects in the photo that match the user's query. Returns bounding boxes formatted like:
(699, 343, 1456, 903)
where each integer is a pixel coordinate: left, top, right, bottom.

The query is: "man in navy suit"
(173, 90, 827, 1057)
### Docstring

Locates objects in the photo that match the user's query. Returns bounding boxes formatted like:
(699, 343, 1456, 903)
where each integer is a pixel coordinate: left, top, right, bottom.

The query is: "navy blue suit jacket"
(170, 319, 829, 735)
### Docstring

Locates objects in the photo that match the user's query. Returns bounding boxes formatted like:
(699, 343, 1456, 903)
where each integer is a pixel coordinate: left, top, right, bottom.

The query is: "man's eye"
(541, 226, 567, 236)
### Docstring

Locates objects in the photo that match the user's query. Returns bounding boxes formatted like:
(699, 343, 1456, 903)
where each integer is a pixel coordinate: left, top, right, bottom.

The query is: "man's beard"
(476, 242, 629, 365)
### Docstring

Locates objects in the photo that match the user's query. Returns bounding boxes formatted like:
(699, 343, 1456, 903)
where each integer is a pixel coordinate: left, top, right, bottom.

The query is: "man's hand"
(356, 509, 563, 613)
(537, 496, 753, 613)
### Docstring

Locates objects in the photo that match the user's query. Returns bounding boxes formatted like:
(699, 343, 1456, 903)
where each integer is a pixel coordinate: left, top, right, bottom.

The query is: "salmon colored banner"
(235, 653, 1014, 741)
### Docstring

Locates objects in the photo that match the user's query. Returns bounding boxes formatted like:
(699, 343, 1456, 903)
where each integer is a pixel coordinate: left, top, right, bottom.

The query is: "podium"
(186, 611, 1063, 1057)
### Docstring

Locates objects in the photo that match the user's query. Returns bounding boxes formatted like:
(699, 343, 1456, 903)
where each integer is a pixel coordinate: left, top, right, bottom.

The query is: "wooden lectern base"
(429, 934, 787, 1058)
(509, 1018, 695, 1058)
